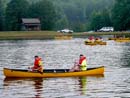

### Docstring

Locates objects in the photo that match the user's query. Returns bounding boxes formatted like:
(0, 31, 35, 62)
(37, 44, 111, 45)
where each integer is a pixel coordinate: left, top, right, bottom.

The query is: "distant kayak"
(3, 66, 104, 78)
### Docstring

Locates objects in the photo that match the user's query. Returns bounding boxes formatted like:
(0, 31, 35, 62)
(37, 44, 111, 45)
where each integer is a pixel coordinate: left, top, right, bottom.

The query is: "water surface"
(0, 38, 130, 98)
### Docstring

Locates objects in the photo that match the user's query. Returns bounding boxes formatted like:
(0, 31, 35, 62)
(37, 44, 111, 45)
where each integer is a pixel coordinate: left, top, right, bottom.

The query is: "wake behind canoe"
(3, 66, 104, 78)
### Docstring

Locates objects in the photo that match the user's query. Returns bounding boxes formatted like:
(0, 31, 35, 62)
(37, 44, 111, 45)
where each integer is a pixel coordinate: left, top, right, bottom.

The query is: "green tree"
(0, 0, 4, 31)
(51, 0, 114, 31)
(5, 0, 29, 31)
(112, 0, 130, 31)
(89, 9, 112, 31)
(28, 0, 57, 30)
(89, 12, 102, 31)
(55, 15, 69, 30)
(72, 22, 86, 32)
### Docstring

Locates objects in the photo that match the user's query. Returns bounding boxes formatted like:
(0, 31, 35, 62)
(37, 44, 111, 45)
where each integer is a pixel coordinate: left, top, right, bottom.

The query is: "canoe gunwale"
(4, 66, 104, 73)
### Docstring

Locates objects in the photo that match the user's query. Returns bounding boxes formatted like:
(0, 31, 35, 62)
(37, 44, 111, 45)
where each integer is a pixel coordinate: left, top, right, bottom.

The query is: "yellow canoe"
(84, 41, 106, 45)
(108, 37, 130, 40)
(3, 66, 104, 78)
(114, 39, 130, 42)
(108, 38, 130, 42)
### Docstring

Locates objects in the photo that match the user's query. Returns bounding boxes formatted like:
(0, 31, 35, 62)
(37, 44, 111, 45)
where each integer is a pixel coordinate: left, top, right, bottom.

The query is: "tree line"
(0, 0, 130, 31)
(0, 0, 57, 31)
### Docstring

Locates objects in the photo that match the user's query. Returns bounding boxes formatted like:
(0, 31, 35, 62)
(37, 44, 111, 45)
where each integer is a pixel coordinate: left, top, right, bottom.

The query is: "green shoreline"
(0, 31, 130, 40)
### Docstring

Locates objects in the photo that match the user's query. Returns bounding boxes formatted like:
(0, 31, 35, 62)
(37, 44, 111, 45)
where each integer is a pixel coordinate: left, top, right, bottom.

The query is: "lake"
(0, 37, 130, 98)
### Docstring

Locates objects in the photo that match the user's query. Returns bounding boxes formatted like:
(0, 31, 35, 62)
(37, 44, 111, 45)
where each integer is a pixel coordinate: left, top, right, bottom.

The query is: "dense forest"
(0, 0, 130, 32)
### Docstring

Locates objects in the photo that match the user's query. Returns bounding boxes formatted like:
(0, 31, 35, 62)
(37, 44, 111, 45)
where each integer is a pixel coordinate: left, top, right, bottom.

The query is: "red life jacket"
(79, 56, 86, 64)
(34, 57, 42, 69)
(79, 56, 87, 70)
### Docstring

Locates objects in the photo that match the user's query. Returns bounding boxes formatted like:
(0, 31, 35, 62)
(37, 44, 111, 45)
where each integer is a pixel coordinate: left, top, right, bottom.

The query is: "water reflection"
(78, 77, 87, 95)
(33, 78, 43, 98)
(3, 76, 104, 97)
(3, 78, 44, 98)
(78, 75, 104, 95)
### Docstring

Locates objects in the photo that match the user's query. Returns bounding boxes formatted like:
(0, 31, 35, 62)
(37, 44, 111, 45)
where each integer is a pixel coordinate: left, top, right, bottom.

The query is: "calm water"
(0, 37, 130, 98)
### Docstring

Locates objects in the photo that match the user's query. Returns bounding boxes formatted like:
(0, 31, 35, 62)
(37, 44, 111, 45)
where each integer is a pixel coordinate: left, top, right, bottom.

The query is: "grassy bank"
(0, 31, 130, 40)
(0, 31, 59, 40)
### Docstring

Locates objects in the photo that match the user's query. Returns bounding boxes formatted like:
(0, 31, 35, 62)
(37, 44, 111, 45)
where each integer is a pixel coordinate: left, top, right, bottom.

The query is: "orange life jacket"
(34, 57, 42, 69)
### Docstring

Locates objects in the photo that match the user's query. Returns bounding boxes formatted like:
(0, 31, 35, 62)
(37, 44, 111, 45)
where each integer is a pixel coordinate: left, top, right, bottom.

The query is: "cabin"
(21, 18, 41, 31)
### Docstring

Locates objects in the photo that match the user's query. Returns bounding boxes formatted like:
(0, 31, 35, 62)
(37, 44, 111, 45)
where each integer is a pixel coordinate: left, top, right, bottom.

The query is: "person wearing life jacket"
(89, 36, 95, 43)
(30, 56, 43, 72)
(69, 54, 87, 72)
(79, 54, 87, 71)
(95, 37, 102, 42)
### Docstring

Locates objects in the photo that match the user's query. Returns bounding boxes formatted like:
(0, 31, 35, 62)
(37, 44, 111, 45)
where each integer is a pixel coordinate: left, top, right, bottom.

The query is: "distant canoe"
(84, 41, 106, 45)
(54, 35, 72, 40)
(108, 37, 130, 40)
(115, 39, 130, 42)
(108, 38, 130, 42)
(3, 66, 104, 78)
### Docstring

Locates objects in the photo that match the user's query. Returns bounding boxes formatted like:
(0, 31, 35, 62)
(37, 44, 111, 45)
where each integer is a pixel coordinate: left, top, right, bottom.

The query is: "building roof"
(22, 18, 40, 24)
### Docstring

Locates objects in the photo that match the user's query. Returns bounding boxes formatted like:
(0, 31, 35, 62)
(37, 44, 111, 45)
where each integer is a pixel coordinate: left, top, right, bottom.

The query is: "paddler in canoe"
(87, 36, 95, 43)
(28, 55, 43, 73)
(71, 54, 87, 71)
(28, 54, 87, 73)
(95, 37, 103, 42)
(69, 54, 87, 72)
